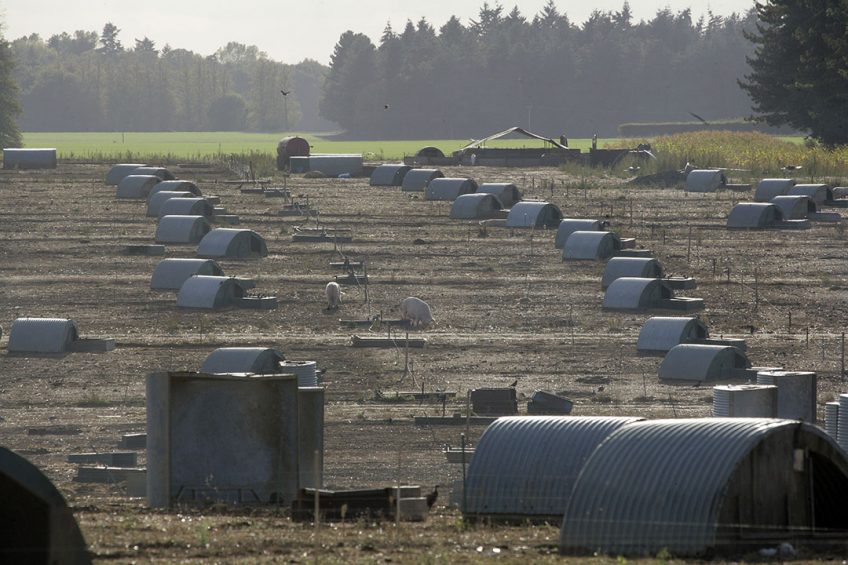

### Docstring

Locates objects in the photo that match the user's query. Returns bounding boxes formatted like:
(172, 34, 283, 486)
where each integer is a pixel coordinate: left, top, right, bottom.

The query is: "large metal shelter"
(505, 201, 562, 228)
(370, 164, 411, 186)
(476, 183, 521, 207)
(601, 257, 662, 289)
(401, 168, 444, 192)
(196, 228, 268, 259)
(425, 178, 478, 201)
(658, 344, 750, 383)
(554, 219, 602, 249)
(8, 318, 78, 354)
(150, 258, 225, 291)
(450, 193, 503, 219)
(155, 215, 211, 244)
(563, 231, 621, 260)
(117, 175, 161, 199)
(200, 347, 286, 374)
(636, 316, 709, 354)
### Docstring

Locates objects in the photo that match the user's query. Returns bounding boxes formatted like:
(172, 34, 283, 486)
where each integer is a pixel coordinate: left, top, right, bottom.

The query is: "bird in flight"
(509, 379, 518, 388)
(384, 104, 390, 110)
(280, 89, 291, 96)
(688, 111, 709, 126)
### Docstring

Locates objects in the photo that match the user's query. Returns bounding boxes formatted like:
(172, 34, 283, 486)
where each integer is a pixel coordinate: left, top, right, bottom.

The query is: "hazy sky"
(2, 0, 755, 64)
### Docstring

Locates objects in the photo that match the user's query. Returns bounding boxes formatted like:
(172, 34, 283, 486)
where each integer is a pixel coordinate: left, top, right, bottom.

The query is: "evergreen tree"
(0, 19, 22, 147)
(740, 0, 848, 144)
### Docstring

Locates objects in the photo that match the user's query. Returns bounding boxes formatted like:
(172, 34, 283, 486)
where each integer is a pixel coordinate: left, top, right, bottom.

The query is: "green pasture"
(22, 131, 619, 161)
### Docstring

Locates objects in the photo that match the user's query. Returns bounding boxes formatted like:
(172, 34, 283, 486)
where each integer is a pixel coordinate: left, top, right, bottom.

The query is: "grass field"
(21, 132, 621, 161)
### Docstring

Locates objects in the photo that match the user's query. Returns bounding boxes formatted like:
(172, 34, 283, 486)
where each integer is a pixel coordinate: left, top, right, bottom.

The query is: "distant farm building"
(455, 127, 580, 167)
(601, 257, 662, 289)
(754, 178, 795, 201)
(370, 164, 411, 186)
(200, 347, 286, 374)
(562, 231, 621, 260)
(155, 215, 211, 244)
(476, 183, 521, 207)
(158, 197, 214, 219)
(276, 136, 310, 169)
(2, 148, 57, 170)
(465, 416, 642, 521)
(636, 316, 709, 354)
(425, 177, 478, 201)
(505, 201, 562, 228)
(197, 228, 268, 259)
(150, 258, 225, 291)
(450, 193, 503, 219)
(105, 163, 147, 185)
(554, 219, 603, 249)
(560, 419, 848, 556)
(658, 344, 750, 384)
(401, 168, 444, 192)
(603, 278, 704, 312)
(117, 175, 161, 199)
(0, 447, 91, 563)
(685, 169, 726, 193)
(147, 191, 194, 217)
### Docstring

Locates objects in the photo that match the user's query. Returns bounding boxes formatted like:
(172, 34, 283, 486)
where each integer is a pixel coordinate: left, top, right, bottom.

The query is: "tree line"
(321, 2, 758, 138)
(8, 23, 335, 132)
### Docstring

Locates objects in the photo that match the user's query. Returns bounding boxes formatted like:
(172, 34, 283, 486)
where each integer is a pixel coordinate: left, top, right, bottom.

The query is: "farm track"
(0, 162, 847, 562)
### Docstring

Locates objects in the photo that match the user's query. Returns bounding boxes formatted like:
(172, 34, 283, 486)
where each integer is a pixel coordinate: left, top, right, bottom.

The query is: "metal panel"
(601, 257, 662, 289)
(450, 193, 503, 219)
(150, 259, 224, 291)
(658, 344, 750, 383)
(555, 219, 601, 249)
(158, 197, 213, 218)
(146, 191, 194, 217)
(636, 316, 707, 353)
(425, 177, 477, 201)
(476, 183, 521, 207)
(563, 231, 619, 260)
(155, 215, 211, 244)
(505, 202, 562, 228)
(770, 195, 815, 219)
(560, 418, 800, 555)
(726, 202, 781, 228)
(754, 178, 795, 202)
(196, 228, 268, 259)
(401, 168, 444, 192)
(176, 276, 243, 309)
(370, 164, 411, 186)
(117, 175, 161, 199)
(105, 163, 146, 185)
(2, 148, 57, 170)
(685, 169, 726, 193)
(8, 318, 78, 354)
(602, 277, 661, 310)
(465, 416, 643, 519)
(200, 347, 285, 374)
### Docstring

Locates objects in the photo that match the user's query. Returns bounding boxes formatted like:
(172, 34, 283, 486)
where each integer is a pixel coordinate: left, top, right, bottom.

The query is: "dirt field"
(1, 162, 846, 563)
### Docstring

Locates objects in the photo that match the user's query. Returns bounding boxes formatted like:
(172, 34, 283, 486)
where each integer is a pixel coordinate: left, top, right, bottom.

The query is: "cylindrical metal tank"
(713, 385, 777, 417)
(825, 401, 840, 440)
(277, 136, 310, 170)
(838, 394, 848, 452)
(281, 360, 318, 387)
(756, 370, 816, 422)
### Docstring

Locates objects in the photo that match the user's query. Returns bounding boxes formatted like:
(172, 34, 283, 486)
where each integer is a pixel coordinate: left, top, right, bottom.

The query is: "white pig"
(325, 281, 342, 310)
(400, 296, 435, 327)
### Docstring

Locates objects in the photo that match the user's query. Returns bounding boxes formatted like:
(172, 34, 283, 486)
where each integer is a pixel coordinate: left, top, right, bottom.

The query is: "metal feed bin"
(713, 385, 777, 417)
(756, 370, 816, 423)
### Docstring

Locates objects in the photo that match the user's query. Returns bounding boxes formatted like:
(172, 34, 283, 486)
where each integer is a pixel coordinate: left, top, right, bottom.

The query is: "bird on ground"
(509, 379, 518, 387)
(426, 485, 439, 509)
(280, 89, 291, 96)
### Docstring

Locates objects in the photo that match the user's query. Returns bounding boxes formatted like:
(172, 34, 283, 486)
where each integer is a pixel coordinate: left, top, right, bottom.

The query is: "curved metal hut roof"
(401, 168, 444, 192)
(563, 231, 621, 260)
(685, 169, 726, 193)
(0, 447, 91, 563)
(636, 316, 708, 353)
(450, 193, 503, 219)
(770, 195, 816, 219)
(176, 275, 247, 309)
(150, 258, 224, 291)
(130, 166, 175, 180)
(146, 191, 194, 217)
(465, 416, 643, 520)
(116, 174, 162, 199)
(155, 215, 211, 244)
(560, 419, 848, 556)
(726, 203, 783, 228)
(601, 257, 663, 290)
(147, 180, 201, 200)
(196, 228, 268, 259)
(658, 343, 750, 383)
(602, 277, 672, 310)
(200, 347, 286, 374)
(754, 178, 795, 202)
(788, 183, 832, 204)
(158, 197, 214, 219)
(476, 183, 522, 207)
(105, 163, 147, 185)
(555, 219, 602, 249)
(370, 164, 411, 186)
(8, 317, 79, 354)
(425, 177, 478, 201)
(505, 201, 563, 228)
